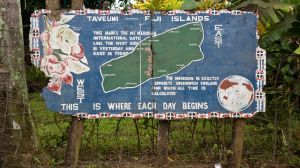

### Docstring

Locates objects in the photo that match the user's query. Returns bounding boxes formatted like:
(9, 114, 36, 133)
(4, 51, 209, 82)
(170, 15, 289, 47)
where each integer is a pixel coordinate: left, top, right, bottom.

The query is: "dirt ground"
(77, 155, 215, 168)
(79, 161, 213, 168)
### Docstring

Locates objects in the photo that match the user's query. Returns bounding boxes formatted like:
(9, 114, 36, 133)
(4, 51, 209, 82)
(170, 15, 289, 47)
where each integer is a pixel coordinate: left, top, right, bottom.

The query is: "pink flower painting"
(40, 15, 90, 95)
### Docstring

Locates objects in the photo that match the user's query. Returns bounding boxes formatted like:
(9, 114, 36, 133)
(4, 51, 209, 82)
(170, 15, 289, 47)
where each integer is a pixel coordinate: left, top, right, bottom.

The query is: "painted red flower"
(62, 72, 73, 86)
(47, 79, 62, 95)
(41, 55, 67, 77)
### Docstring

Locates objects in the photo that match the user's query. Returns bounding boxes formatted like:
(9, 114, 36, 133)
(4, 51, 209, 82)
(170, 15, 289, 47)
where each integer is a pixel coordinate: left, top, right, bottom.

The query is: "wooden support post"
(46, 0, 60, 19)
(157, 120, 169, 167)
(64, 116, 85, 168)
(230, 118, 246, 168)
(45, 1, 86, 167)
(72, 0, 83, 9)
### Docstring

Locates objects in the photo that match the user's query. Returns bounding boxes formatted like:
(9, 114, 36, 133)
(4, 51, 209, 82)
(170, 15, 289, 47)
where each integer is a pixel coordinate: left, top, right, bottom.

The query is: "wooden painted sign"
(30, 9, 266, 119)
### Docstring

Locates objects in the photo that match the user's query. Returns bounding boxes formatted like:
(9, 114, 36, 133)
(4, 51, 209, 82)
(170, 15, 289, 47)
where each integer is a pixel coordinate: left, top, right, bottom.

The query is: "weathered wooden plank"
(157, 120, 169, 167)
(64, 117, 85, 168)
(230, 118, 246, 168)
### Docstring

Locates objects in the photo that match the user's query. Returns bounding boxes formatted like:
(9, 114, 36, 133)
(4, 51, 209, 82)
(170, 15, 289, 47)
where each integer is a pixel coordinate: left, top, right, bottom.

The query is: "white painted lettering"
(107, 103, 132, 110)
(163, 102, 176, 110)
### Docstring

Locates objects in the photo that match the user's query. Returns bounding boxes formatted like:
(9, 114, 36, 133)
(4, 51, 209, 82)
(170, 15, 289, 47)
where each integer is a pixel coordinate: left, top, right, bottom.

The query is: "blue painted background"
(37, 12, 258, 115)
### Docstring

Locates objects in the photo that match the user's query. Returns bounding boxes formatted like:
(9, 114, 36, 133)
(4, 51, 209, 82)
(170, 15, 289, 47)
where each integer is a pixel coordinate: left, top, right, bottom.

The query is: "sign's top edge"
(31, 9, 258, 17)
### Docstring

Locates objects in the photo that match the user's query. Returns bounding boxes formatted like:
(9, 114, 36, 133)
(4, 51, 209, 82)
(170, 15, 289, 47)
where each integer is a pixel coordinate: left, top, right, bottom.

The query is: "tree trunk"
(157, 120, 169, 167)
(64, 117, 85, 168)
(0, 0, 39, 167)
(230, 118, 246, 168)
(0, 68, 10, 167)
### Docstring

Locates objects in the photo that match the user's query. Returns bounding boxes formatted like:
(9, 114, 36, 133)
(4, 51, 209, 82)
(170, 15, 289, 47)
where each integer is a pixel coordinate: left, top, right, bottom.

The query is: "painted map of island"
(100, 22, 204, 92)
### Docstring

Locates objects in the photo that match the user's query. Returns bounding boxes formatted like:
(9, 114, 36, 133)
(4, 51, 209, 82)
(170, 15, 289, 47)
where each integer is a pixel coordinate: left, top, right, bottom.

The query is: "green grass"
(29, 93, 300, 167)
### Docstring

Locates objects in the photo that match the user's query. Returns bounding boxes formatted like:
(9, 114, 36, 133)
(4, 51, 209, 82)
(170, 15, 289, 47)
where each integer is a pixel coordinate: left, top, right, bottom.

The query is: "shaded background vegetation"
(18, 0, 300, 167)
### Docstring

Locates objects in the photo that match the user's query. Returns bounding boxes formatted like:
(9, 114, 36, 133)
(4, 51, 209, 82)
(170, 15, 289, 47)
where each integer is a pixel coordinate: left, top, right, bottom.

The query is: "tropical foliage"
(232, 0, 300, 94)
(233, 2, 300, 164)
(133, 0, 184, 10)
(133, 0, 230, 10)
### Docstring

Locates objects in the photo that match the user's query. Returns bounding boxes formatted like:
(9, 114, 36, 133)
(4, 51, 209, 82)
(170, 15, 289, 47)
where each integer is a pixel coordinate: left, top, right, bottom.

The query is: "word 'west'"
(77, 79, 85, 103)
